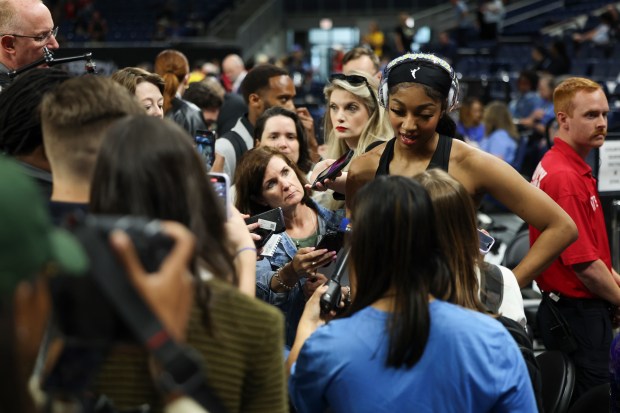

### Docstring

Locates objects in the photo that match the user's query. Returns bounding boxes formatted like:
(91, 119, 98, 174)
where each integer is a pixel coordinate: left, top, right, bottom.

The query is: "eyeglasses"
(329, 73, 377, 102)
(0, 26, 58, 43)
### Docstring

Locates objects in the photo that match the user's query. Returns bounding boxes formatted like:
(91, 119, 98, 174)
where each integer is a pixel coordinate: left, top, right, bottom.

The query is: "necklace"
(291, 208, 318, 249)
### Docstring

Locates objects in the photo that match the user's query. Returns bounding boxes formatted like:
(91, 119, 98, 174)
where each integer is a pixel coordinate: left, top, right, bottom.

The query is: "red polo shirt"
(529, 138, 612, 298)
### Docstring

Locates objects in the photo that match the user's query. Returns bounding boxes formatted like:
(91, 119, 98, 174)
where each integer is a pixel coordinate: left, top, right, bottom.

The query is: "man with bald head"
(222, 53, 247, 94)
(0, 0, 60, 89)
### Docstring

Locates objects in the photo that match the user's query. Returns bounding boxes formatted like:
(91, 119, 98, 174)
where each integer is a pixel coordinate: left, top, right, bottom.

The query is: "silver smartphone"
(478, 229, 495, 254)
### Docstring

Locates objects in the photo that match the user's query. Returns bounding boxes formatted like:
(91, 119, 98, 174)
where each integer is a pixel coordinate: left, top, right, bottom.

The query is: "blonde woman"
(481, 100, 520, 166)
(310, 71, 391, 206)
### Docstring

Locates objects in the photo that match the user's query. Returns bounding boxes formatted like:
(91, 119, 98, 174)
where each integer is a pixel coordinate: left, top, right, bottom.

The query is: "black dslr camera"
(50, 215, 174, 343)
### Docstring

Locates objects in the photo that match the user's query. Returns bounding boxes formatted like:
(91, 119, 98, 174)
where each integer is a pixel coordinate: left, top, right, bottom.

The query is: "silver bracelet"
(274, 267, 295, 291)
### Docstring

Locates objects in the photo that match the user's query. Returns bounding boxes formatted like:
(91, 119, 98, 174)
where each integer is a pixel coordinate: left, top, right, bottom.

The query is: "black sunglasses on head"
(329, 73, 377, 101)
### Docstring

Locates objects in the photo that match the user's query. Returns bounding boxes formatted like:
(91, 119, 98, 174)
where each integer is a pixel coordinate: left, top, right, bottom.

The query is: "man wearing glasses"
(0, 0, 59, 90)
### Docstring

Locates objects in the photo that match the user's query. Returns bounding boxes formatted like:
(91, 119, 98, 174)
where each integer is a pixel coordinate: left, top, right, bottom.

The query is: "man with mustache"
(530, 77, 618, 404)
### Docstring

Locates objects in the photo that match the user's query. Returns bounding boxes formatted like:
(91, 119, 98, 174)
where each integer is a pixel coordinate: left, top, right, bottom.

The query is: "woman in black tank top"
(346, 53, 577, 289)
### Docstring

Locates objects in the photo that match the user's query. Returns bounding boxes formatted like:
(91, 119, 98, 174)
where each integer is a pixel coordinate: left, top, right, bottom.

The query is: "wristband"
(234, 246, 257, 259)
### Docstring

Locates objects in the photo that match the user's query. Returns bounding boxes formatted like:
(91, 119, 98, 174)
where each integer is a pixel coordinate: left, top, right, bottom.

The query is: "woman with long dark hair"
(89, 115, 287, 413)
(287, 176, 536, 412)
(253, 106, 313, 174)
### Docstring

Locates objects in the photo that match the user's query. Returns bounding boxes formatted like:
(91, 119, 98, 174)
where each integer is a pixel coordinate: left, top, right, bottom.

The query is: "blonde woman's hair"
(483, 101, 519, 140)
(323, 70, 391, 161)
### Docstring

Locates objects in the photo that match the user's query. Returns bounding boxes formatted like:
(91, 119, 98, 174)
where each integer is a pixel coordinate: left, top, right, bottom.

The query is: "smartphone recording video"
(195, 129, 216, 170)
(208, 172, 231, 218)
(311, 150, 354, 189)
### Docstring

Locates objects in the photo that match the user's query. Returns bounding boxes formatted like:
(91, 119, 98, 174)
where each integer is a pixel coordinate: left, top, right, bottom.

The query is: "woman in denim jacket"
(235, 147, 345, 346)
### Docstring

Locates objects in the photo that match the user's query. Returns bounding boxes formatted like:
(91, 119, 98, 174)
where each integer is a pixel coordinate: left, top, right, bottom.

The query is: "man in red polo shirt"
(530, 76, 620, 403)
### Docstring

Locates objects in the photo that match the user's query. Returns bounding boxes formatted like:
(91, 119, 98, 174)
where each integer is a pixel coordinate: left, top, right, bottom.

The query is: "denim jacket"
(256, 200, 345, 347)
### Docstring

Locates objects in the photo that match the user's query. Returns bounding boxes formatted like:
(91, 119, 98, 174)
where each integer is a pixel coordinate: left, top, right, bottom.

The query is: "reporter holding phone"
(235, 146, 344, 347)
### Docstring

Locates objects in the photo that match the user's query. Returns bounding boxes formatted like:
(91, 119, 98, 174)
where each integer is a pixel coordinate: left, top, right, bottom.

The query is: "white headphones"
(378, 53, 459, 112)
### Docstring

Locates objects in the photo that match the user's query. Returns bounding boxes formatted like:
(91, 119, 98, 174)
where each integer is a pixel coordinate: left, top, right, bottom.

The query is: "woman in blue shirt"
(287, 176, 536, 413)
(481, 100, 520, 167)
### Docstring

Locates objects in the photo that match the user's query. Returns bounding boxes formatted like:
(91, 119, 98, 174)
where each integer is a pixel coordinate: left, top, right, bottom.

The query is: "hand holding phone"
(195, 129, 216, 170)
(315, 231, 344, 253)
(478, 229, 495, 254)
(311, 150, 354, 189)
(208, 172, 231, 218)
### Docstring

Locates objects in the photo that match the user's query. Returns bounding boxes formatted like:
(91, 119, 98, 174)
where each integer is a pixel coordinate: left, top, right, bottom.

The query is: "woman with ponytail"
(154, 49, 207, 137)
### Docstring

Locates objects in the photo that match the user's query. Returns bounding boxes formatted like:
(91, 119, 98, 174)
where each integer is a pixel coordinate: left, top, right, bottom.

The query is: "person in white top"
(415, 168, 526, 326)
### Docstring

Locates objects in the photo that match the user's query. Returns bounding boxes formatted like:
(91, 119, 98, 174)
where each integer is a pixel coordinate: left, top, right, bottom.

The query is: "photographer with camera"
(0, 155, 205, 413)
(87, 116, 287, 413)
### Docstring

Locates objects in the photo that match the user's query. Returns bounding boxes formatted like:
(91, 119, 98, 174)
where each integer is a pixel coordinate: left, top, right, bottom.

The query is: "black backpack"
(497, 315, 544, 413)
(480, 264, 543, 411)
(479, 263, 504, 314)
(221, 130, 248, 166)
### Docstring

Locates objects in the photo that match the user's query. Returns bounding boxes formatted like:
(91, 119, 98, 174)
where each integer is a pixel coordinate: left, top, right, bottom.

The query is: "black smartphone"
(478, 229, 495, 254)
(316, 231, 344, 253)
(195, 129, 216, 170)
(311, 150, 354, 189)
(244, 207, 285, 248)
(208, 172, 231, 218)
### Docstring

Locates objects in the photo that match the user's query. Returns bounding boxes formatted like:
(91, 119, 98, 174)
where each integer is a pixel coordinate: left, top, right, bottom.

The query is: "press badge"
(260, 233, 281, 257)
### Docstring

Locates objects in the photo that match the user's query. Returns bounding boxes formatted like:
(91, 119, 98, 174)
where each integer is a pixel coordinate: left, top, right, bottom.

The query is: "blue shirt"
(255, 200, 344, 347)
(481, 129, 518, 166)
(456, 123, 485, 144)
(290, 300, 536, 413)
(509, 91, 542, 119)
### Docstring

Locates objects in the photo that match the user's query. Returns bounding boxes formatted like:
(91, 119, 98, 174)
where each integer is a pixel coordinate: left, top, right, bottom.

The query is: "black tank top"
(375, 135, 453, 177)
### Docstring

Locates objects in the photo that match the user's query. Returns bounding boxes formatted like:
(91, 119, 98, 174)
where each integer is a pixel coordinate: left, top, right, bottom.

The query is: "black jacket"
(167, 97, 207, 138)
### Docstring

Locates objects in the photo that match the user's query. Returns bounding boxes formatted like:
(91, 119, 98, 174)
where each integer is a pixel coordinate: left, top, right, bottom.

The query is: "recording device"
(315, 218, 351, 253)
(244, 207, 285, 248)
(207, 172, 231, 218)
(311, 150, 354, 189)
(320, 247, 351, 315)
(478, 229, 495, 255)
(50, 215, 174, 343)
(195, 129, 216, 170)
(6, 46, 96, 79)
(44, 214, 225, 411)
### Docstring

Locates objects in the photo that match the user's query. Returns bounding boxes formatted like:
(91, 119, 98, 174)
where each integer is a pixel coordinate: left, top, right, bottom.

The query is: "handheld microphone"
(320, 247, 350, 315)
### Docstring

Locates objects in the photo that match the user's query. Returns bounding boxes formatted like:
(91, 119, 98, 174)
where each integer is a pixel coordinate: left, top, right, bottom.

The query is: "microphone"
(7, 47, 97, 79)
(320, 247, 350, 315)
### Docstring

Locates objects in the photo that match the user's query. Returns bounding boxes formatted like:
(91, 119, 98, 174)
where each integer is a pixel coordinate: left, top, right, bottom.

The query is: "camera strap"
(80, 226, 228, 413)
